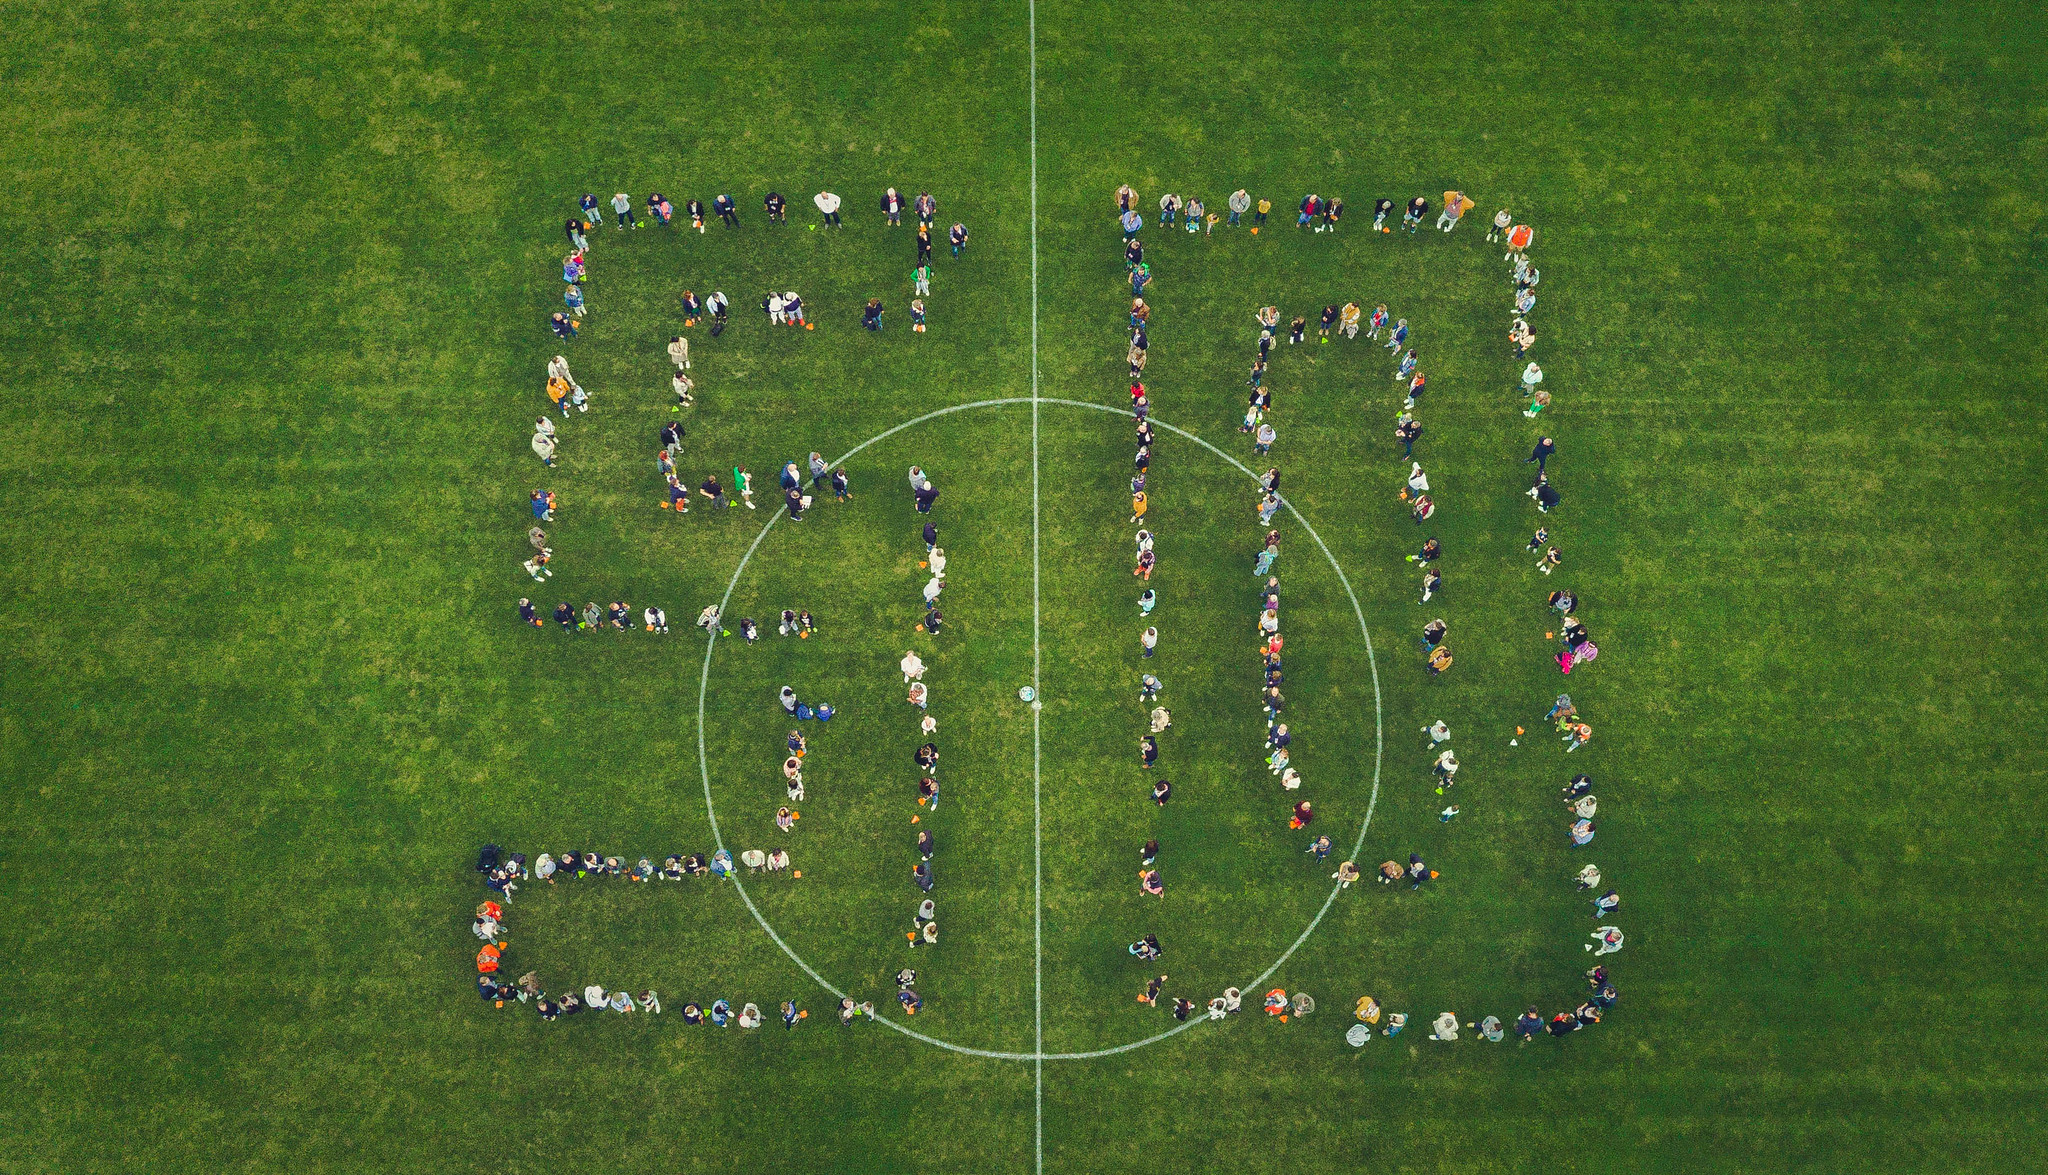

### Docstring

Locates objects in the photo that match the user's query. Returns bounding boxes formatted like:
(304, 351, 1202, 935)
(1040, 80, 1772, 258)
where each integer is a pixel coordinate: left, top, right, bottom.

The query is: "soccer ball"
(1018, 686, 1036, 702)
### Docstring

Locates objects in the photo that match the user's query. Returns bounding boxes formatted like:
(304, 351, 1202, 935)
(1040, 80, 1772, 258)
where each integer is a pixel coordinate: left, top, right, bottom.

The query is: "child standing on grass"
(1255, 197, 1271, 228)
(911, 299, 926, 332)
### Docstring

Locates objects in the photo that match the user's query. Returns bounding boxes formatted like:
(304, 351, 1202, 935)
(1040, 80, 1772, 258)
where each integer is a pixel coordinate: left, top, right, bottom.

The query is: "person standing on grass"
(1228, 188, 1250, 226)
(1340, 302, 1361, 339)
(882, 187, 904, 225)
(1121, 207, 1142, 240)
(863, 298, 885, 331)
(1367, 303, 1389, 342)
(785, 486, 806, 521)
(1489, 208, 1512, 242)
(1587, 927, 1624, 956)
(1397, 415, 1422, 458)
(1385, 318, 1409, 353)
(915, 191, 937, 226)
(948, 222, 968, 258)
(1395, 348, 1417, 381)
(612, 192, 638, 229)
(578, 192, 601, 225)
(1436, 191, 1466, 232)
(763, 191, 787, 223)
(1404, 195, 1428, 233)
(549, 312, 576, 340)
(1526, 437, 1556, 472)
(648, 193, 672, 227)
(813, 190, 842, 227)
(832, 468, 851, 501)
(712, 193, 738, 226)
(915, 263, 931, 297)
(1520, 361, 1544, 395)
(1255, 421, 1276, 456)
(1141, 626, 1158, 658)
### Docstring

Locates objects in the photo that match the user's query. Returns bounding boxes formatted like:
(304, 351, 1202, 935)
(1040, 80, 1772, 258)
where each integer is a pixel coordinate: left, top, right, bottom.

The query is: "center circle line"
(692, 396, 1384, 1062)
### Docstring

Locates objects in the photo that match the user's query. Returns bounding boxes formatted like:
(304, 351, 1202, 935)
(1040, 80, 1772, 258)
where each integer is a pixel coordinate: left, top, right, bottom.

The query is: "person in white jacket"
(1588, 927, 1624, 955)
(1430, 1012, 1460, 1041)
(900, 651, 926, 682)
(813, 191, 842, 227)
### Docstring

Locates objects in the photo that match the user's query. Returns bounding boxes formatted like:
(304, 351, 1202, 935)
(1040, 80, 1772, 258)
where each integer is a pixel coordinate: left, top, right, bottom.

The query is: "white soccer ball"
(1018, 687, 1036, 703)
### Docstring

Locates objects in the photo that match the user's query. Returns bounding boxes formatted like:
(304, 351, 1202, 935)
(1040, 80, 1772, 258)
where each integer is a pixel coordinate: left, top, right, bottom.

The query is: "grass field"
(6, 2, 2048, 1171)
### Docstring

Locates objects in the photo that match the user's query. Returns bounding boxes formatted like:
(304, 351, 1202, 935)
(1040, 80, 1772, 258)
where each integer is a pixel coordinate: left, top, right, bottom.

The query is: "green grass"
(5, 1, 2048, 1171)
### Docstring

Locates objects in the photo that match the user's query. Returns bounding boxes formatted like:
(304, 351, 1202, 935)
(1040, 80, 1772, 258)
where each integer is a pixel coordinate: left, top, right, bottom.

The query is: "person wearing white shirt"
(900, 651, 926, 682)
(927, 547, 947, 576)
(813, 191, 842, 227)
(1572, 794, 1598, 819)
(1430, 1012, 1460, 1041)
(1433, 749, 1459, 784)
(1425, 719, 1451, 745)
(1521, 361, 1543, 393)
(1576, 863, 1603, 890)
(922, 577, 944, 607)
(766, 292, 786, 325)
(1587, 927, 1624, 955)
(643, 607, 667, 634)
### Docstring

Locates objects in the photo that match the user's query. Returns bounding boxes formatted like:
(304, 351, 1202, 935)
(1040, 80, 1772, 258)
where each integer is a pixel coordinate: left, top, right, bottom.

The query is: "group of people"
(1119, 223, 1179, 915)
(896, 492, 948, 982)
(469, 844, 804, 1027)
(1112, 186, 1484, 241)
(557, 188, 964, 338)
(1495, 224, 1628, 997)
(1372, 210, 1626, 1044)
(1342, 964, 1618, 1045)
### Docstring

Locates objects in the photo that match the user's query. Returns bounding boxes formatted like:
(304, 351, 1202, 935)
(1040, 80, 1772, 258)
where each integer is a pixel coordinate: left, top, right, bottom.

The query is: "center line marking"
(1027, 2, 1043, 1172)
